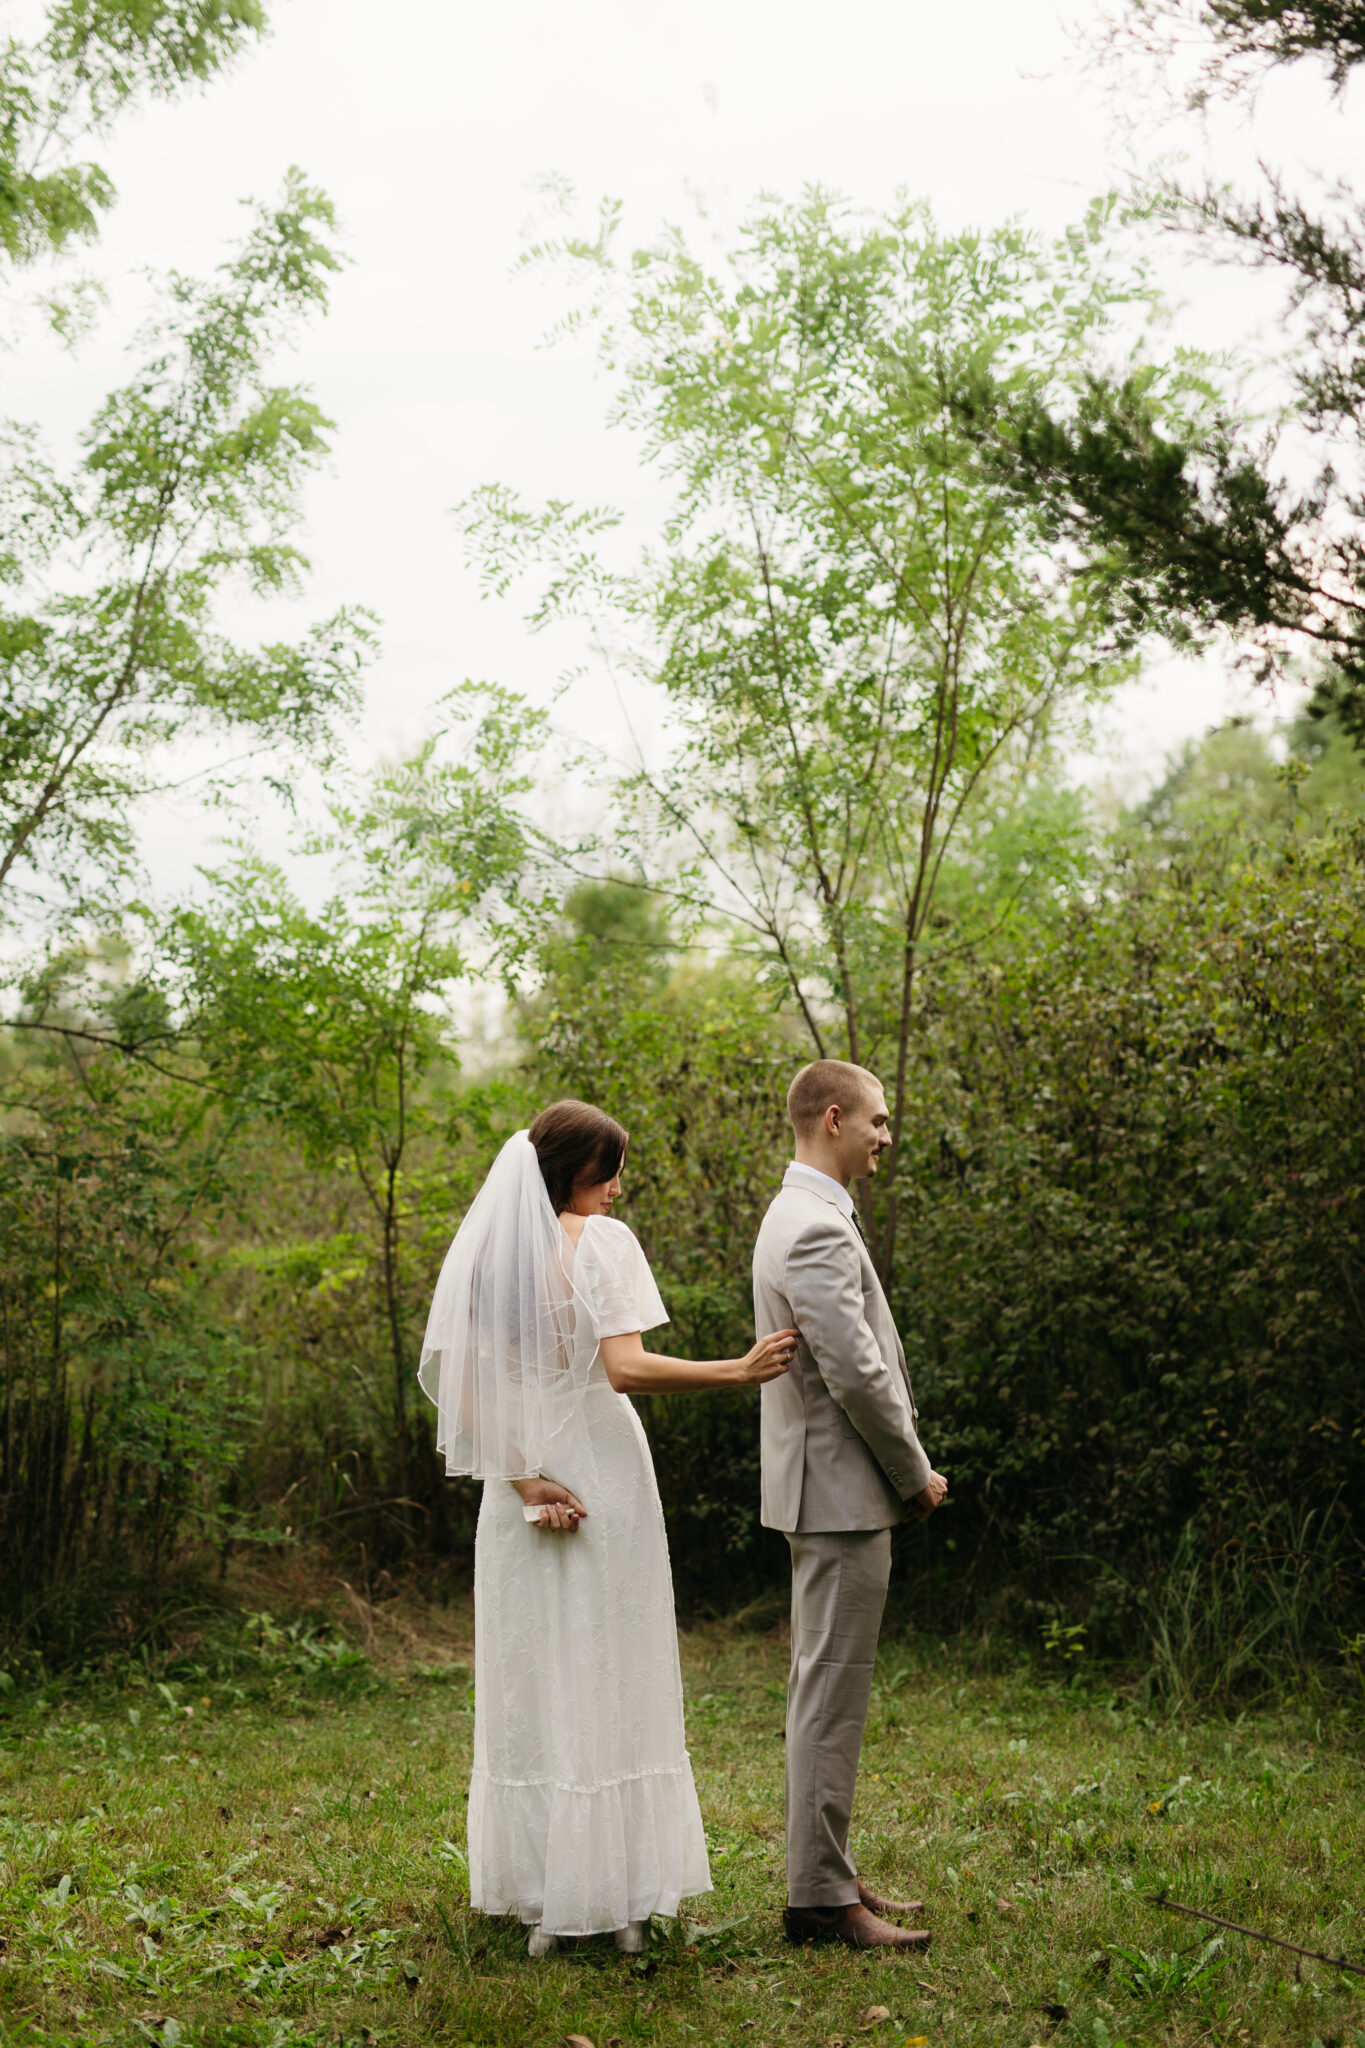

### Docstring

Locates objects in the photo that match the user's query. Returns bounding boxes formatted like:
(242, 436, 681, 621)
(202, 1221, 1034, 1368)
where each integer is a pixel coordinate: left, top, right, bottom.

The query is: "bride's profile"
(418, 1099, 797, 1957)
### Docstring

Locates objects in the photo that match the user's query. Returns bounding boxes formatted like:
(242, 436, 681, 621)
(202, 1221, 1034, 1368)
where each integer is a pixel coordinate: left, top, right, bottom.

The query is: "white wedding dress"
(468, 1215, 712, 1935)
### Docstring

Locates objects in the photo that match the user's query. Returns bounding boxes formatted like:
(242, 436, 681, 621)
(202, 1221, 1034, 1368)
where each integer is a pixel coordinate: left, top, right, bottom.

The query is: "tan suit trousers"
(784, 1527, 892, 1907)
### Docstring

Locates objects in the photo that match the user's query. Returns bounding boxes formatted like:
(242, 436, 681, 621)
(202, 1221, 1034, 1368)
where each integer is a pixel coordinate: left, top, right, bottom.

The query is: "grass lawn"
(1, 1589, 1362, 2048)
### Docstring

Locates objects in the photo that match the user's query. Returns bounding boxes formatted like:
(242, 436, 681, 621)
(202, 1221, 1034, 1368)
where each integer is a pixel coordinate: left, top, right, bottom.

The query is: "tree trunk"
(382, 1171, 411, 1523)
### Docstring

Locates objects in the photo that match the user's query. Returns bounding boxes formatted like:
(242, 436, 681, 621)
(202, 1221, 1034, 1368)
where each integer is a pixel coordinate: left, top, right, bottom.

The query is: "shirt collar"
(784, 1160, 855, 1218)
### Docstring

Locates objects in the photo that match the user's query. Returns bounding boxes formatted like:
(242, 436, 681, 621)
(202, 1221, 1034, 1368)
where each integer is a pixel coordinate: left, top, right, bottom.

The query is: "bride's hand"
(513, 1476, 588, 1533)
(735, 1328, 799, 1385)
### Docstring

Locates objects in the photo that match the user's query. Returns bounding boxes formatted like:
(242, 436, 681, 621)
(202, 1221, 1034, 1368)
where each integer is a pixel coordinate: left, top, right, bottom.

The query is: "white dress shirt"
(783, 1160, 856, 1219)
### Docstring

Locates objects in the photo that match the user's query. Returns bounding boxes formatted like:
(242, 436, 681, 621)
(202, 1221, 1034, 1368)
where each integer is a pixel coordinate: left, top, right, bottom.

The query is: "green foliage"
(526, 933, 798, 1606)
(0, 1019, 255, 1655)
(1133, 710, 1365, 845)
(1018, 2, 1365, 740)
(1105, 0, 1365, 102)
(2, 134, 1360, 1700)
(548, 876, 676, 992)
(2, 1622, 1363, 2048)
(0, 2, 268, 269)
(1, 716, 553, 1633)
(158, 702, 549, 1522)
(465, 193, 1190, 1274)
(0, 169, 371, 920)
(523, 818, 1365, 1666)
(887, 822, 1365, 1665)
(1138, 1502, 1352, 1710)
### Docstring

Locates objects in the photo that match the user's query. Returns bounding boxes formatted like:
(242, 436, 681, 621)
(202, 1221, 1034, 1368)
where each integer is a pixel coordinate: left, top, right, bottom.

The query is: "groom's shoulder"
(757, 1182, 849, 1243)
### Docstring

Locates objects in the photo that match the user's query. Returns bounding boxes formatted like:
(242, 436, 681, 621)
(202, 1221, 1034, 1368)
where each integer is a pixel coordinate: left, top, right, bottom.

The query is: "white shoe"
(527, 1924, 558, 1958)
(614, 1919, 647, 1954)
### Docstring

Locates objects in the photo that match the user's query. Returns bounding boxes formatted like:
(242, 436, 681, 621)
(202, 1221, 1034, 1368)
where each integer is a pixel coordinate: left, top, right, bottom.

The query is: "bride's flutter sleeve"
(574, 1218, 669, 1342)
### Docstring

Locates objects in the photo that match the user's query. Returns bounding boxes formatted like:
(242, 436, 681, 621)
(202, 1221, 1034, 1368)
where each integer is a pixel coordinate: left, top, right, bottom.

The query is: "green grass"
(1, 1603, 1363, 2048)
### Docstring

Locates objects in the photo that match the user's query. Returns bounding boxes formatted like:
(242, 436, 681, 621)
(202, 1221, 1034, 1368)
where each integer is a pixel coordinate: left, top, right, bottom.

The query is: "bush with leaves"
(888, 819, 1365, 1652)
(0, 1018, 255, 1658)
(523, 813, 1365, 1665)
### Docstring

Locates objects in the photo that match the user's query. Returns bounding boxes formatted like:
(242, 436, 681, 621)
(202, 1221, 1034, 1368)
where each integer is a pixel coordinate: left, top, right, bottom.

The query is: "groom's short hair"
(786, 1060, 881, 1139)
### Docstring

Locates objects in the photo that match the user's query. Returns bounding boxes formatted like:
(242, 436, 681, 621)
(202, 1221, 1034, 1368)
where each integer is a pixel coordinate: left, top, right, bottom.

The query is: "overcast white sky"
(10, 0, 1365, 888)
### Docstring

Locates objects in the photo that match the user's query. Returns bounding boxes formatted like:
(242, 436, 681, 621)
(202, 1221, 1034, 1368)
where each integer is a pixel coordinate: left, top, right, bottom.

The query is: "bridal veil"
(417, 1129, 589, 1480)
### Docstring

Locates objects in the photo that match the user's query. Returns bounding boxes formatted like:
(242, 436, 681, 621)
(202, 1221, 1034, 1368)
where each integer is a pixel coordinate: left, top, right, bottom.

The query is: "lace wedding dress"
(468, 1215, 712, 1935)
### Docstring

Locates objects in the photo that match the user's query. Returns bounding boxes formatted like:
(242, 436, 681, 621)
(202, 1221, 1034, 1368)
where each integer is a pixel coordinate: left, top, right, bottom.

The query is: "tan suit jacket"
(754, 1169, 931, 1533)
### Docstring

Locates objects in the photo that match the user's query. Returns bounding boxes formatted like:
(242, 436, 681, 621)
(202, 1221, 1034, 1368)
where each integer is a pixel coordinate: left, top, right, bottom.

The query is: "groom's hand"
(908, 1470, 948, 1521)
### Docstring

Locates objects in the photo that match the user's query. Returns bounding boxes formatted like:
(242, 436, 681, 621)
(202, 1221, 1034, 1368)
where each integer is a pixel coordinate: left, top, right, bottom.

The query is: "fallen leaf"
(996, 1896, 1017, 1914)
(861, 2010, 891, 2027)
(906, 2038, 930, 2047)
(564, 2037, 595, 2048)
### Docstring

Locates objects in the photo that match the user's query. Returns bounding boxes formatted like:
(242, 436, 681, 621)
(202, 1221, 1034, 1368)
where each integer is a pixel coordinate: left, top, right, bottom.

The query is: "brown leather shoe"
(858, 1878, 926, 1919)
(783, 1901, 930, 1950)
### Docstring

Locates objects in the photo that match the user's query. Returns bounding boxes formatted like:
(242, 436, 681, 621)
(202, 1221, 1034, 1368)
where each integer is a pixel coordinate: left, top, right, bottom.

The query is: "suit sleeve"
(783, 1218, 932, 1501)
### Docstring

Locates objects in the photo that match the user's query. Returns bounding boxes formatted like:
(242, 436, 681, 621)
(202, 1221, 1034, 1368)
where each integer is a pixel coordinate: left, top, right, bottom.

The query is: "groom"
(754, 1059, 948, 1951)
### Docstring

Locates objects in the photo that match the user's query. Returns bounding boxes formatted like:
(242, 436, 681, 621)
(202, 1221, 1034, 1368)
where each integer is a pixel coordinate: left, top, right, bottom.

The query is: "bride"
(418, 1098, 796, 1957)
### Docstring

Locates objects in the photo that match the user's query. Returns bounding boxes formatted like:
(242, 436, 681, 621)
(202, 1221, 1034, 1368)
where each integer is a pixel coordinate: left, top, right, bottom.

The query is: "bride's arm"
(599, 1327, 797, 1395)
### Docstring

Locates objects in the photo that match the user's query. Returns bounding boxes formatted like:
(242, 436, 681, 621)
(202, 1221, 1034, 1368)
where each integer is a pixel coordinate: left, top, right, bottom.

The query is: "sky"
(10, 0, 1365, 889)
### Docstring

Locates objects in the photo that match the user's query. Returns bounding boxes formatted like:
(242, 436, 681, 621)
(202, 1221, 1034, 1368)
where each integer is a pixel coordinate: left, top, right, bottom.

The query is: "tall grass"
(1138, 1499, 1356, 1711)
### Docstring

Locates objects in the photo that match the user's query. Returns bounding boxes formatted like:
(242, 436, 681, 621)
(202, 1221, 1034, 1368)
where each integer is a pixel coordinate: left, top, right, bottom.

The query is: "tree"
(886, 816, 1365, 1660)
(463, 193, 1198, 1276)
(1003, 1, 1365, 743)
(967, 258, 1365, 742)
(1, 950, 257, 1646)
(0, 170, 372, 924)
(538, 876, 676, 994)
(1096, 0, 1365, 105)
(1, 0, 267, 270)
(163, 690, 550, 1529)
(1131, 708, 1365, 843)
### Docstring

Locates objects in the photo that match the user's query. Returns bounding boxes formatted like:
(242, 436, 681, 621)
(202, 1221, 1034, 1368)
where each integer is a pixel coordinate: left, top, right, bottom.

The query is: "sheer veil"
(417, 1130, 587, 1480)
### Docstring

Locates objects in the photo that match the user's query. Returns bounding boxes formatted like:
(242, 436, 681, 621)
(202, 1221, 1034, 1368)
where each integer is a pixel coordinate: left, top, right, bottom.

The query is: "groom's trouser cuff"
(784, 1527, 892, 1908)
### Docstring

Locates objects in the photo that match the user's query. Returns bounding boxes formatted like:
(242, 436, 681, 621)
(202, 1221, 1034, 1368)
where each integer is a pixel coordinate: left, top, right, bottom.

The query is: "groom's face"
(834, 1082, 892, 1180)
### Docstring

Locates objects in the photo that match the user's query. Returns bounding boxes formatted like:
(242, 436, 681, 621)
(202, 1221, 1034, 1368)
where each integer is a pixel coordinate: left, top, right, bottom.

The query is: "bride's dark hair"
(529, 1099, 629, 1215)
